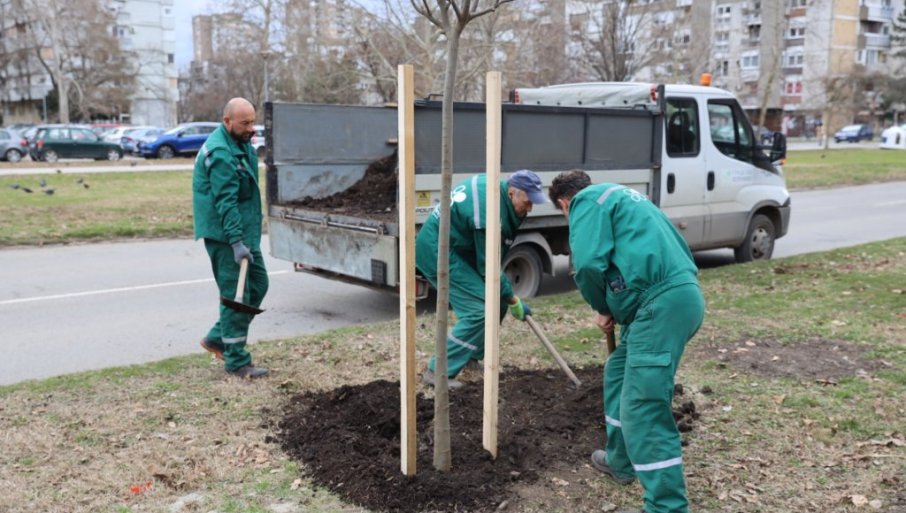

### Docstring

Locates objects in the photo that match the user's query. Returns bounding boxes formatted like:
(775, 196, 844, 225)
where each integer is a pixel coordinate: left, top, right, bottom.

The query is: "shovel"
(525, 315, 582, 387)
(220, 257, 264, 315)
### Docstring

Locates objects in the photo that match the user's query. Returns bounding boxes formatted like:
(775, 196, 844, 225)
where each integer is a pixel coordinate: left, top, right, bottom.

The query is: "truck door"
(658, 97, 707, 249)
(702, 99, 763, 246)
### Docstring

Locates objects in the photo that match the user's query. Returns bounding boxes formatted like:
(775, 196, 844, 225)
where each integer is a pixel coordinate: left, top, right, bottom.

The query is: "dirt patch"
(293, 152, 398, 222)
(710, 338, 885, 382)
(274, 366, 701, 513)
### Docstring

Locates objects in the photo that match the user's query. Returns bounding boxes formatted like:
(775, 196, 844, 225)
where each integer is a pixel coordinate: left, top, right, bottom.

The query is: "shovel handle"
(234, 257, 249, 302)
(606, 330, 616, 356)
(525, 315, 582, 387)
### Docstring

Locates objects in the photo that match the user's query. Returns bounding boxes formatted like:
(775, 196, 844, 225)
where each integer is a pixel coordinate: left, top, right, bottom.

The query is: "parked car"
(834, 124, 873, 143)
(753, 125, 775, 146)
(252, 124, 266, 157)
(879, 124, 906, 150)
(91, 123, 122, 138)
(121, 127, 162, 154)
(29, 125, 124, 162)
(101, 126, 138, 144)
(0, 128, 28, 162)
(139, 122, 218, 159)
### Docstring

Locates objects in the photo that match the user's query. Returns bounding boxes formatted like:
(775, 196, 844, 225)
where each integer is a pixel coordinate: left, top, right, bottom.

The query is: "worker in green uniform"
(418, 170, 547, 389)
(193, 97, 269, 379)
(548, 170, 705, 513)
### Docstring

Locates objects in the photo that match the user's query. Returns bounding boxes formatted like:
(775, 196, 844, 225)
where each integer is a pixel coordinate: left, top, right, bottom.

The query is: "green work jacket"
(192, 124, 262, 248)
(417, 174, 524, 301)
(569, 183, 698, 325)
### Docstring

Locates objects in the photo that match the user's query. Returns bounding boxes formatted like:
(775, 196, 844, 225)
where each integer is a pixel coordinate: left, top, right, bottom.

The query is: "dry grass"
(1, 239, 905, 513)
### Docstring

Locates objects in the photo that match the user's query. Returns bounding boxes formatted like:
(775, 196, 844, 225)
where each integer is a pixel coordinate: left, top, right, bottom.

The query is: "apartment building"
(0, 0, 177, 126)
(0, 0, 53, 124)
(112, 0, 179, 127)
(564, 0, 903, 136)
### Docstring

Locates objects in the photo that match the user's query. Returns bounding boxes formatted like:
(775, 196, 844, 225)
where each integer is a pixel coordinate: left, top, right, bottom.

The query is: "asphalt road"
(2, 181, 905, 386)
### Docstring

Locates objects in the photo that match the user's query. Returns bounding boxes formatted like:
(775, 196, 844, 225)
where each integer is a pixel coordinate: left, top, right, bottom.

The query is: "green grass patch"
(784, 148, 906, 189)
(0, 238, 904, 513)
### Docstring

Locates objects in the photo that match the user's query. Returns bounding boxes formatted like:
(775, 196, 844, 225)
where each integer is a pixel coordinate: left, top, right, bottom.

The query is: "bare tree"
(575, 0, 665, 82)
(410, 0, 513, 472)
(20, 0, 137, 122)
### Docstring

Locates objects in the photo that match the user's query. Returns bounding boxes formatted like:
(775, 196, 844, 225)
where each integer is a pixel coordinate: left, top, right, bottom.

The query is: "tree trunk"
(433, 28, 460, 473)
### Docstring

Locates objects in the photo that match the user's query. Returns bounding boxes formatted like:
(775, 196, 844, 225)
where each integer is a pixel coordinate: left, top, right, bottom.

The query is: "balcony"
(741, 69, 760, 82)
(860, 5, 894, 22)
(859, 33, 891, 48)
(746, 13, 762, 25)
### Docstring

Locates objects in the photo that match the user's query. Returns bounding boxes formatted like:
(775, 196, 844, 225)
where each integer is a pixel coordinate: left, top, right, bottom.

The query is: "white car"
(879, 124, 906, 150)
(252, 124, 266, 157)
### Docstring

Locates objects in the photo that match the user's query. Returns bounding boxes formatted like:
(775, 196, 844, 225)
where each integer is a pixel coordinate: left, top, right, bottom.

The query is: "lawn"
(1, 238, 903, 513)
(0, 148, 903, 247)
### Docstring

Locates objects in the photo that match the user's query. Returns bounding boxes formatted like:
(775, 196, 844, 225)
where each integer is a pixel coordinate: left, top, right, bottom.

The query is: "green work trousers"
(602, 282, 704, 513)
(204, 239, 268, 372)
(424, 253, 506, 378)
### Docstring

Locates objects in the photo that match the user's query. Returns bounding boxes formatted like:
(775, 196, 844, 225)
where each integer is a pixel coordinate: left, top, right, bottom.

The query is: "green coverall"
(416, 174, 523, 378)
(192, 124, 268, 372)
(569, 183, 705, 513)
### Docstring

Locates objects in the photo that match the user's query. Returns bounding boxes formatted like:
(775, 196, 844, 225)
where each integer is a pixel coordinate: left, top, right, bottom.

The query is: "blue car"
(834, 124, 873, 143)
(121, 127, 162, 154)
(139, 122, 218, 159)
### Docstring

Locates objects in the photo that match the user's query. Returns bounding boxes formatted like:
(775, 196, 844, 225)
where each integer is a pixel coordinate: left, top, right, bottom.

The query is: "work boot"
(227, 365, 268, 379)
(590, 450, 635, 485)
(200, 338, 225, 361)
(464, 359, 484, 372)
(421, 369, 463, 389)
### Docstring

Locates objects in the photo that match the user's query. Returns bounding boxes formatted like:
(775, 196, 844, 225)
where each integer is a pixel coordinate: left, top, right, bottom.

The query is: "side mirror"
(770, 132, 786, 162)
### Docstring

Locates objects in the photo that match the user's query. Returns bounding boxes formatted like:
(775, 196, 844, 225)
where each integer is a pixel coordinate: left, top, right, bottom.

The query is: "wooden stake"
(397, 64, 417, 476)
(482, 71, 502, 459)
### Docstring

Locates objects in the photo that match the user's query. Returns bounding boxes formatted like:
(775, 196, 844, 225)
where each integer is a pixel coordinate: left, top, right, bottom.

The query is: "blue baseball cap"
(507, 169, 547, 204)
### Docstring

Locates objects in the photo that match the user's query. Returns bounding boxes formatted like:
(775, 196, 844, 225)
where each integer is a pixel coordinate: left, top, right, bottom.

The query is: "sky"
(175, 0, 211, 71)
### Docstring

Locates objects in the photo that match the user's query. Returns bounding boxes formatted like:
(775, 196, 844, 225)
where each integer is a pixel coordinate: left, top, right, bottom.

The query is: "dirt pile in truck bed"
(274, 365, 702, 513)
(294, 152, 398, 222)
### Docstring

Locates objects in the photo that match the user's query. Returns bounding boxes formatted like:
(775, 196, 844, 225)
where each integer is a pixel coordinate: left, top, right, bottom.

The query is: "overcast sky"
(175, 0, 211, 71)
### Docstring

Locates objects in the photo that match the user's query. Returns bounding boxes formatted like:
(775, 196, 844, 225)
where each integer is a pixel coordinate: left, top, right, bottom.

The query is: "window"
(790, 0, 807, 7)
(168, 53, 174, 64)
(674, 29, 691, 46)
(741, 52, 759, 68)
(0, 130, 9, 140)
(785, 49, 804, 67)
(788, 26, 805, 38)
(784, 75, 803, 95)
(716, 5, 732, 17)
(718, 60, 729, 76)
(71, 129, 95, 141)
(715, 31, 730, 45)
(665, 98, 700, 158)
(707, 101, 756, 164)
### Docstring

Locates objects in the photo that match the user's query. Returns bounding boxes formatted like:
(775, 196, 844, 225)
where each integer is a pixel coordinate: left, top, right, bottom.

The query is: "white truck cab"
(513, 82, 791, 262)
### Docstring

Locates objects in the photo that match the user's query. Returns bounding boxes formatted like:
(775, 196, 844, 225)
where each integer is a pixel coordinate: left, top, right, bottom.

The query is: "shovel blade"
(220, 296, 264, 315)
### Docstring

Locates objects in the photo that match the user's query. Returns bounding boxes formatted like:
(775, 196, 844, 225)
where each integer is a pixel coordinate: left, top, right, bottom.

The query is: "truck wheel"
(503, 245, 543, 299)
(734, 214, 775, 263)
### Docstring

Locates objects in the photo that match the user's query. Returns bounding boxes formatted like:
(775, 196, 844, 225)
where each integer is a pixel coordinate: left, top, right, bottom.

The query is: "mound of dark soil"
(275, 366, 700, 513)
(295, 152, 398, 222)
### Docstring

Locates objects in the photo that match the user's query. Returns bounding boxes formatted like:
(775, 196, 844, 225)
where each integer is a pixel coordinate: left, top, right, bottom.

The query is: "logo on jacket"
(451, 185, 467, 203)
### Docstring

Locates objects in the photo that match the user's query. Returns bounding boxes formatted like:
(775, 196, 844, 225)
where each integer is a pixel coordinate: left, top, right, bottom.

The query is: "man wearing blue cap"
(418, 170, 548, 388)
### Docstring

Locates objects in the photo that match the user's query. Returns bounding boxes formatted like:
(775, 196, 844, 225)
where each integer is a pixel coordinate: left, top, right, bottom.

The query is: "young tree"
(410, 0, 513, 472)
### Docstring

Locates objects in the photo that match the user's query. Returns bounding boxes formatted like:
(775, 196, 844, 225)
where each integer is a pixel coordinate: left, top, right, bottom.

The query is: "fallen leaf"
(831, 320, 847, 326)
(851, 495, 868, 506)
(870, 499, 883, 509)
(771, 356, 780, 361)
(745, 341, 756, 347)
(291, 478, 302, 490)
(551, 477, 569, 486)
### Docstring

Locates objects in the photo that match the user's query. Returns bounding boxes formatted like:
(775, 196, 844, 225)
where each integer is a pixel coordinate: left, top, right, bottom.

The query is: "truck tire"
(734, 214, 775, 263)
(503, 245, 543, 299)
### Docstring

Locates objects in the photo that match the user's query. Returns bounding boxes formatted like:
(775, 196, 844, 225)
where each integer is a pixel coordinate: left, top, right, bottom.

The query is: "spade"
(220, 257, 264, 315)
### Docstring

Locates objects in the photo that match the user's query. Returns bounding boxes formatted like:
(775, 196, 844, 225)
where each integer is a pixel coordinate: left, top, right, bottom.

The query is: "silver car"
(0, 128, 28, 162)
